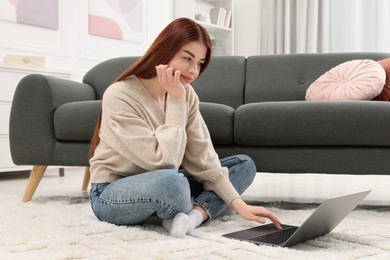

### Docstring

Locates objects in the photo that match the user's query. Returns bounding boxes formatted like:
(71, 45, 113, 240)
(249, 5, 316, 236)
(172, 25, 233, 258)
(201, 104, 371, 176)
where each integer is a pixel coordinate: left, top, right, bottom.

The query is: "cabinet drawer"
(0, 136, 16, 169)
(0, 103, 11, 135)
(0, 70, 29, 102)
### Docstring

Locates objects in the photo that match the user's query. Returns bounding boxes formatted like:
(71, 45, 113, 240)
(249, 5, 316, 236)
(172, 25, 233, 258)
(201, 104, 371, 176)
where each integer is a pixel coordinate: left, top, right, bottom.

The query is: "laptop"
(223, 190, 371, 247)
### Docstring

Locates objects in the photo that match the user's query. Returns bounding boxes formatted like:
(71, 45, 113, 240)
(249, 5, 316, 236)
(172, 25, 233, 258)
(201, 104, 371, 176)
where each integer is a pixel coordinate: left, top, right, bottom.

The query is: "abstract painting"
(88, 0, 143, 43)
(0, 0, 59, 30)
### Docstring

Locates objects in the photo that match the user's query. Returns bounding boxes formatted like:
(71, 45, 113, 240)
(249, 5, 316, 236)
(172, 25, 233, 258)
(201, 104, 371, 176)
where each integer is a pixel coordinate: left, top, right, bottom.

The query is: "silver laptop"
(223, 190, 371, 247)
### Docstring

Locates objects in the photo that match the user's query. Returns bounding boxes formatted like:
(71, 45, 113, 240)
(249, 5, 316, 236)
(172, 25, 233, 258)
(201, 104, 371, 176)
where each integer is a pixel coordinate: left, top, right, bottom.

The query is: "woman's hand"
(231, 198, 282, 230)
(155, 65, 186, 100)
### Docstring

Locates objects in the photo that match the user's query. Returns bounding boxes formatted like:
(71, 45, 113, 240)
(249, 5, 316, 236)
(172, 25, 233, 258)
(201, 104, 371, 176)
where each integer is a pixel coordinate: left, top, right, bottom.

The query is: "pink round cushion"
(306, 59, 385, 101)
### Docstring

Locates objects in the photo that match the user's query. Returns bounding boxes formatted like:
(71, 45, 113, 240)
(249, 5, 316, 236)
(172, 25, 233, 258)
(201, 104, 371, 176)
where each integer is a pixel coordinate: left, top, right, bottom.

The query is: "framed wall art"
(0, 0, 59, 30)
(88, 0, 143, 43)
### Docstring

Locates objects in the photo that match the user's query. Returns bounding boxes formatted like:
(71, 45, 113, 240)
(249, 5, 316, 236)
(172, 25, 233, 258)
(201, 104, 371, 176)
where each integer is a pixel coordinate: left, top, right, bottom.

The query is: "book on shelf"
(224, 8, 231, 28)
(209, 6, 232, 28)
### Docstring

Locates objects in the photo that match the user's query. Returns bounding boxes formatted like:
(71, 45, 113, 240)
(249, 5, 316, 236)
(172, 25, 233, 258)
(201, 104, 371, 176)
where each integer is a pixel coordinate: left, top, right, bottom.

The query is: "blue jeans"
(90, 154, 256, 226)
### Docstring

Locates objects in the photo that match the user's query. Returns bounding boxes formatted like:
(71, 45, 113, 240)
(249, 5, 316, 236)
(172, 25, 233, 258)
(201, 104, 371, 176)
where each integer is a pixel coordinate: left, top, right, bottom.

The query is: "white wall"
(0, 1, 173, 80)
(3, 0, 388, 74)
(234, 0, 260, 57)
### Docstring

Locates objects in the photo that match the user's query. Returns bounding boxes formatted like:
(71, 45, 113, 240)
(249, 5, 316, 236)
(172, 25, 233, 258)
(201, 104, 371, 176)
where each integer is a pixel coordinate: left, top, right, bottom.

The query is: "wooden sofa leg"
(22, 165, 47, 202)
(82, 166, 90, 191)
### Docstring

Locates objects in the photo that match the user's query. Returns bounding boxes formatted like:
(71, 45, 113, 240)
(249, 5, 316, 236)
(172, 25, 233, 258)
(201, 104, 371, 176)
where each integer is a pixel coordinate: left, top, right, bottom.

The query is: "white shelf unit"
(0, 65, 71, 172)
(175, 0, 234, 56)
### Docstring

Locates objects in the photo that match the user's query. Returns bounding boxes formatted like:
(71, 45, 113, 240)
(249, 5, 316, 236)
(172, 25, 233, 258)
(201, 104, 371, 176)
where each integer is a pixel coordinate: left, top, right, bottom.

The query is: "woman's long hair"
(88, 18, 212, 158)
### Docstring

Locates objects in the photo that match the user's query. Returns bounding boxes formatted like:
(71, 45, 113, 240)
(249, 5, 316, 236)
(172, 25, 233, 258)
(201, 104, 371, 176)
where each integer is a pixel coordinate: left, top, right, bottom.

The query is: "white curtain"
(330, 0, 390, 53)
(258, 0, 390, 54)
(258, 0, 330, 54)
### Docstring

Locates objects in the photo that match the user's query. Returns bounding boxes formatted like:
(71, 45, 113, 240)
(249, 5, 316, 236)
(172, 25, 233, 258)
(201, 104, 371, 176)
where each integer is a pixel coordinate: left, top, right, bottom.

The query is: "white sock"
(162, 210, 204, 238)
(188, 209, 204, 230)
(162, 213, 191, 238)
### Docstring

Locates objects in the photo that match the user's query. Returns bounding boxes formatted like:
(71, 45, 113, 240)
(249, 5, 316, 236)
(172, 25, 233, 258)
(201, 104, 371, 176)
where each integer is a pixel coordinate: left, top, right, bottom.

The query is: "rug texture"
(0, 194, 389, 259)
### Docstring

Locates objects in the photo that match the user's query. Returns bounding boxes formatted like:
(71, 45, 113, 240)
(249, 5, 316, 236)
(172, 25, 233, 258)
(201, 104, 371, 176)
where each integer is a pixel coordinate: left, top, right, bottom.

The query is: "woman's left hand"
(231, 198, 282, 230)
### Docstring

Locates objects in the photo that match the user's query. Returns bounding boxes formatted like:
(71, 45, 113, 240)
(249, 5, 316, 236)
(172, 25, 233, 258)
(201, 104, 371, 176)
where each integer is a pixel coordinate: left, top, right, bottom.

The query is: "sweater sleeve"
(181, 87, 240, 204)
(99, 82, 188, 170)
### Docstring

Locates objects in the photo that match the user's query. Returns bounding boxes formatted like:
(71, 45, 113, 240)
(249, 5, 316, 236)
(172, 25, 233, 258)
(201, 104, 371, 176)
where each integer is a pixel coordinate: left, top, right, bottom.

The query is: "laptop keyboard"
(251, 227, 298, 245)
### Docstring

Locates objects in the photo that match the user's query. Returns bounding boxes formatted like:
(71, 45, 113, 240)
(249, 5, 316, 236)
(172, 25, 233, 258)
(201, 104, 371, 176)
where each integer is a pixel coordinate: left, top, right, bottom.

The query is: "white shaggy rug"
(0, 195, 389, 260)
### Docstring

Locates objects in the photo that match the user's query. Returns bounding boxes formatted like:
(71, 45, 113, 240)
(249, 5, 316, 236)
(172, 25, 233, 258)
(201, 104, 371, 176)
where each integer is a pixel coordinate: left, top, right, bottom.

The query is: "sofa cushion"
(199, 102, 234, 145)
(54, 100, 234, 145)
(376, 57, 390, 101)
(234, 101, 390, 146)
(306, 59, 385, 100)
(54, 101, 101, 141)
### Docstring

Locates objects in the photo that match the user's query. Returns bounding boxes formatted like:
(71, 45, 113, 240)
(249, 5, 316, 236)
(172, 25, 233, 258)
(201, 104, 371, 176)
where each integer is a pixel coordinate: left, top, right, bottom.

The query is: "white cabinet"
(175, 0, 234, 56)
(0, 65, 70, 172)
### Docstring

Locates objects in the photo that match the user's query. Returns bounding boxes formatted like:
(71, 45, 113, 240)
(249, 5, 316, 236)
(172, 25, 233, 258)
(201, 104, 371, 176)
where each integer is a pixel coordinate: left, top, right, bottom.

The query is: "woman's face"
(168, 41, 207, 85)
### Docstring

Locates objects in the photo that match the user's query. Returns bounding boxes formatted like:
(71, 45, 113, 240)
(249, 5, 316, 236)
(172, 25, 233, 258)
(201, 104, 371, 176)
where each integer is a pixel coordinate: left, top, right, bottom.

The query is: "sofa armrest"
(9, 74, 96, 165)
(199, 102, 235, 145)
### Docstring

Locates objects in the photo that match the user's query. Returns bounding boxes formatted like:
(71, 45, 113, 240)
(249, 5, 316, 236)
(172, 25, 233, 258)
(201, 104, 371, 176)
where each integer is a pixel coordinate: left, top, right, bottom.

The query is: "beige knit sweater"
(89, 75, 240, 204)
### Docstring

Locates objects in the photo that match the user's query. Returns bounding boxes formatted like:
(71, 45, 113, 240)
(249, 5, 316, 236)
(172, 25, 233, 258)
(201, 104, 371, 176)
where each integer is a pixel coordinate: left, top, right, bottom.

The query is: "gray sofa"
(10, 52, 390, 201)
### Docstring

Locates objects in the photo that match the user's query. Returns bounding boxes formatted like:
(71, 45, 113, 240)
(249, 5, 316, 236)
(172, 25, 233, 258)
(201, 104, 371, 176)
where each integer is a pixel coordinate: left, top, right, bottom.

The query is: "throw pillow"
(305, 59, 385, 101)
(375, 57, 390, 101)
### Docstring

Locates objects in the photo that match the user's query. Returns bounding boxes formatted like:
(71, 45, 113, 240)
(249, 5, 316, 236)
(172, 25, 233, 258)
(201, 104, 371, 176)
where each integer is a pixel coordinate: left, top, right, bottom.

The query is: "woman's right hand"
(155, 64, 186, 100)
(231, 198, 282, 230)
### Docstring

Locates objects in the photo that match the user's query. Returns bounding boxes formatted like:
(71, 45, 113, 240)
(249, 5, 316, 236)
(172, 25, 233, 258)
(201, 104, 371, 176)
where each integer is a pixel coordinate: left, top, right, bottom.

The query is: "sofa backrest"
(83, 55, 247, 109)
(83, 56, 140, 100)
(192, 56, 246, 109)
(83, 52, 390, 105)
(245, 52, 390, 103)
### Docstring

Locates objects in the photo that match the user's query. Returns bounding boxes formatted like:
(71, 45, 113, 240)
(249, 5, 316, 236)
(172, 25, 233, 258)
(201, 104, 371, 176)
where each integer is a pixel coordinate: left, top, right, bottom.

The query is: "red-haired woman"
(89, 17, 281, 237)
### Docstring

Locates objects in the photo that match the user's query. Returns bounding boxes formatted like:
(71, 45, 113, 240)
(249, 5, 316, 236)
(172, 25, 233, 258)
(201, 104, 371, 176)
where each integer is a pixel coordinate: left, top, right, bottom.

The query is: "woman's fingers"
(252, 206, 282, 229)
(155, 65, 185, 99)
(262, 210, 282, 229)
(232, 199, 283, 230)
(174, 70, 181, 81)
(156, 65, 176, 83)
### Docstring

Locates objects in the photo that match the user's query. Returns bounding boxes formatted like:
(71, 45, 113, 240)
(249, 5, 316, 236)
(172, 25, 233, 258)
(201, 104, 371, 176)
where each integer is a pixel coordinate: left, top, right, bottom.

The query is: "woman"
(89, 17, 281, 238)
